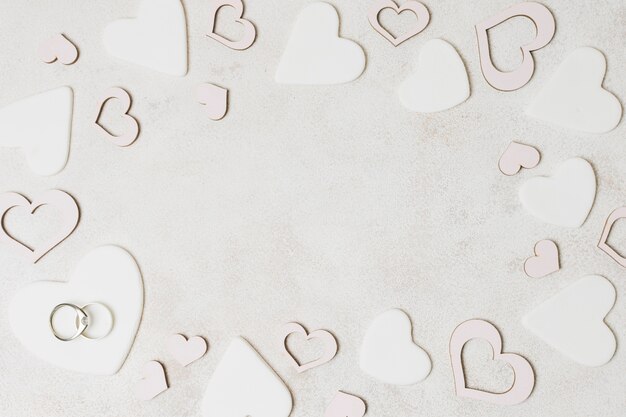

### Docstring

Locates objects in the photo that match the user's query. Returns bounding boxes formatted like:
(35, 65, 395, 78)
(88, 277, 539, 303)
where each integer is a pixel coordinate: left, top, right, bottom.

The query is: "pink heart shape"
(598, 206, 626, 268)
(95, 87, 140, 147)
(167, 334, 208, 367)
(368, 0, 430, 47)
(449, 319, 534, 405)
(281, 322, 338, 373)
(324, 391, 366, 417)
(498, 141, 541, 176)
(0, 190, 79, 263)
(197, 83, 228, 121)
(135, 361, 168, 401)
(524, 240, 559, 278)
(207, 0, 256, 51)
(39, 33, 79, 65)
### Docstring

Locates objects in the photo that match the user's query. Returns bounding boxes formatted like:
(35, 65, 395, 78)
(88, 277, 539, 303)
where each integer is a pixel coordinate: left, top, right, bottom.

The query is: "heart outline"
(168, 334, 208, 366)
(498, 141, 540, 176)
(95, 87, 140, 147)
(281, 322, 338, 373)
(39, 33, 79, 65)
(136, 361, 168, 401)
(367, 0, 430, 47)
(207, 0, 256, 51)
(524, 239, 559, 278)
(598, 206, 626, 268)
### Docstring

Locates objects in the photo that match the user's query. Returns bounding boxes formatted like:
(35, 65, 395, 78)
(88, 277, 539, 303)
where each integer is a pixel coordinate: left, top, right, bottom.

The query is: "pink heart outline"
(498, 141, 541, 176)
(197, 83, 228, 121)
(475, 2, 555, 91)
(324, 391, 366, 417)
(281, 322, 338, 373)
(95, 87, 140, 147)
(0, 190, 80, 263)
(367, 0, 430, 47)
(449, 319, 535, 405)
(39, 33, 79, 65)
(524, 239, 559, 278)
(135, 361, 168, 401)
(598, 206, 626, 268)
(167, 334, 208, 367)
(207, 0, 256, 51)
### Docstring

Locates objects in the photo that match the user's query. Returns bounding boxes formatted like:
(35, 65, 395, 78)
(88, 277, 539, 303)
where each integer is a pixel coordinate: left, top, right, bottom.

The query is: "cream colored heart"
(168, 334, 208, 366)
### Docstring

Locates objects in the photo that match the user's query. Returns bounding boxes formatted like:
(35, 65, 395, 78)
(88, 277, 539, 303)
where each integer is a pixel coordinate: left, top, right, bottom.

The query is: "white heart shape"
(103, 0, 188, 76)
(201, 337, 293, 417)
(527, 47, 622, 133)
(522, 275, 616, 367)
(359, 309, 431, 385)
(519, 157, 596, 228)
(275, 2, 366, 85)
(398, 39, 470, 113)
(9, 246, 143, 375)
(0, 87, 72, 176)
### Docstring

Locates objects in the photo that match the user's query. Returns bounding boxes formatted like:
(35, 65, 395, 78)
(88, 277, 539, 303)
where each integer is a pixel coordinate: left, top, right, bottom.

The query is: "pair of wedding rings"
(49, 302, 113, 341)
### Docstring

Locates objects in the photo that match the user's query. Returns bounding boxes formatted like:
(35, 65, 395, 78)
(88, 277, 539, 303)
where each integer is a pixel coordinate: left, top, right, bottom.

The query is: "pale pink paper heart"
(449, 319, 534, 405)
(135, 361, 168, 401)
(0, 190, 79, 263)
(367, 0, 430, 46)
(207, 0, 256, 50)
(281, 322, 338, 373)
(524, 240, 559, 278)
(498, 141, 540, 176)
(39, 33, 79, 65)
(324, 391, 366, 417)
(197, 83, 228, 121)
(95, 87, 140, 147)
(598, 206, 626, 268)
(168, 334, 208, 367)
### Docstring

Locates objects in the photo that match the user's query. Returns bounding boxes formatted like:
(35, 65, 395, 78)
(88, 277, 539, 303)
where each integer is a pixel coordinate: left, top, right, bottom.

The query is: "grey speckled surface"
(0, 0, 625, 416)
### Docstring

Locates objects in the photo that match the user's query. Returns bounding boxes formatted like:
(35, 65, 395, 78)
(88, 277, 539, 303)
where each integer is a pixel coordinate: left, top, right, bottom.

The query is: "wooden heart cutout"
(168, 334, 208, 366)
(324, 391, 366, 417)
(598, 206, 626, 268)
(95, 87, 140, 147)
(498, 142, 540, 176)
(524, 240, 559, 278)
(39, 33, 79, 65)
(136, 361, 168, 400)
(368, 0, 430, 46)
(207, 0, 256, 50)
(281, 322, 338, 373)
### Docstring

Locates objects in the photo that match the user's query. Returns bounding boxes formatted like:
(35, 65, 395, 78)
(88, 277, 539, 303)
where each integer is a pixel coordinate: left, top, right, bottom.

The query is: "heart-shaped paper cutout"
(324, 391, 366, 417)
(201, 337, 293, 417)
(598, 206, 626, 268)
(136, 361, 168, 400)
(498, 141, 540, 176)
(103, 0, 188, 76)
(359, 309, 431, 385)
(95, 87, 140, 147)
(0, 87, 73, 176)
(367, 0, 429, 46)
(398, 38, 470, 113)
(198, 83, 228, 121)
(523, 275, 616, 366)
(281, 322, 338, 373)
(524, 240, 559, 278)
(39, 33, 78, 65)
(207, 0, 256, 50)
(168, 334, 208, 366)
(527, 47, 622, 133)
(9, 246, 144, 374)
(519, 158, 596, 228)
(275, 2, 366, 85)
(450, 319, 534, 405)
(0, 189, 79, 263)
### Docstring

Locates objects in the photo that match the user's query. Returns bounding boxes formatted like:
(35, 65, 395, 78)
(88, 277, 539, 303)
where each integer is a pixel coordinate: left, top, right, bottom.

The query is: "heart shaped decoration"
(201, 337, 293, 417)
(198, 83, 228, 121)
(523, 275, 616, 366)
(367, 0, 429, 46)
(0, 189, 79, 263)
(324, 391, 366, 417)
(450, 319, 534, 405)
(281, 322, 338, 373)
(475, 1, 555, 91)
(524, 240, 559, 278)
(527, 47, 622, 133)
(359, 309, 431, 385)
(598, 206, 626, 268)
(207, 0, 256, 50)
(498, 142, 540, 176)
(39, 33, 78, 65)
(136, 361, 168, 401)
(9, 246, 144, 374)
(168, 334, 208, 367)
(398, 38, 470, 113)
(519, 158, 596, 228)
(95, 87, 140, 147)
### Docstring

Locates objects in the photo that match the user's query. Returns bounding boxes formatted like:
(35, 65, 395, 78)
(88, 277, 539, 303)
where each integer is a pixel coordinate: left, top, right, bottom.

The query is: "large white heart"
(275, 2, 366, 85)
(359, 309, 431, 385)
(9, 246, 143, 375)
(201, 337, 293, 417)
(526, 47, 622, 133)
(103, 0, 188, 76)
(522, 275, 616, 367)
(519, 157, 596, 228)
(0, 87, 72, 176)
(398, 39, 470, 113)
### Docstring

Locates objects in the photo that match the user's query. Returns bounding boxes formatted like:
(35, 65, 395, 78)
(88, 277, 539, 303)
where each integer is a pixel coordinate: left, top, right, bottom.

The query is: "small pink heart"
(598, 206, 626, 268)
(197, 83, 228, 121)
(368, 0, 430, 47)
(498, 141, 540, 176)
(39, 34, 79, 65)
(135, 361, 168, 401)
(324, 391, 366, 417)
(95, 87, 140, 147)
(281, 322, 338, 373)
(524, 240, 559, 278)
(167, 334, 208, 367)
(207, 0, 256, 50)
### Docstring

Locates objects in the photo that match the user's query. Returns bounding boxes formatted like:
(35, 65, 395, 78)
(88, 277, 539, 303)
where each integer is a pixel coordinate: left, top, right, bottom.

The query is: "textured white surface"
(0, 0, 624, 416)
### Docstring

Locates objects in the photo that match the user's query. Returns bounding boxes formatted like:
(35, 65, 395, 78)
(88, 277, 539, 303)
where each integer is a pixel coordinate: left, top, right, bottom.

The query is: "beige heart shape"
(281, 322, 338, 373)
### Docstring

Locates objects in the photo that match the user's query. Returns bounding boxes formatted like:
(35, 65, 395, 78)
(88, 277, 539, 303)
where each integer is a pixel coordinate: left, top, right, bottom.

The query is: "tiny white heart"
(168, 334, 208, 367)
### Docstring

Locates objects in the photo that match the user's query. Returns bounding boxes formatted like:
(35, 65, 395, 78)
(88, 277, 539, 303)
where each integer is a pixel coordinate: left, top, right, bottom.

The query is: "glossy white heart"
(519, 158, 596, 228)
(527, 47, 622, 133)
(359, 309, 431, 385)
(275, 2, 366, 85)
(523, 275, 616, 367)
(9, 246, 143, 374)
(398, 39, 470, 113)
(0, 87, 72, 176)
